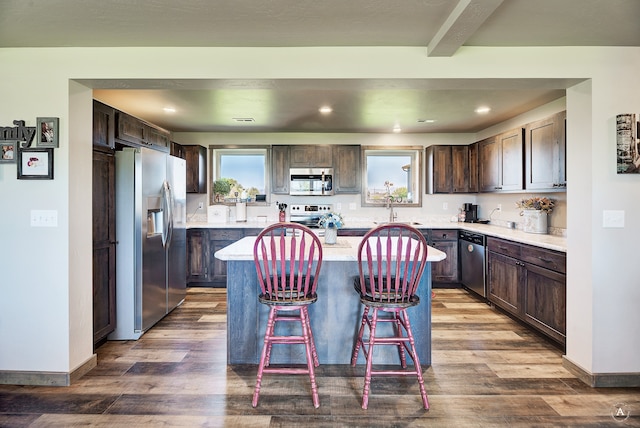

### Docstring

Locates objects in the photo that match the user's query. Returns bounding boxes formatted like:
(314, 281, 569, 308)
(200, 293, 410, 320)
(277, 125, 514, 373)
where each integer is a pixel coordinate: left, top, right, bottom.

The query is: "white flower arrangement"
(318, 212, 344, 229)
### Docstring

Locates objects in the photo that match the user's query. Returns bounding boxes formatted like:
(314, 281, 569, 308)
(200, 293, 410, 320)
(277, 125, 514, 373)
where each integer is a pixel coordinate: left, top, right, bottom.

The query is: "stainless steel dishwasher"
(459, 230, 486, 298)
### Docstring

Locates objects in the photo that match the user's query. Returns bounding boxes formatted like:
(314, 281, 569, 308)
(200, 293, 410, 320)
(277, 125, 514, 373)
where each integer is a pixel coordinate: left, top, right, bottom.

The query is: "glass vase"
(324, 227, 338, 245)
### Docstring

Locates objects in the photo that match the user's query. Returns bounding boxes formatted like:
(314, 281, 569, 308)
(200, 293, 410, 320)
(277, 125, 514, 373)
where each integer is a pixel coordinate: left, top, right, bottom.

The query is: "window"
(211, 147, 269, 204)
(362, 146, 422, 207)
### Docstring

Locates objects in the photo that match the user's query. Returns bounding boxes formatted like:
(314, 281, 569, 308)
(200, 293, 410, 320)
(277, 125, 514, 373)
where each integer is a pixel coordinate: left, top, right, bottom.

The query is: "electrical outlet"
(198, 202, 204, 209)
(497, 204, 502, 211)
(442, 202, 448, 210)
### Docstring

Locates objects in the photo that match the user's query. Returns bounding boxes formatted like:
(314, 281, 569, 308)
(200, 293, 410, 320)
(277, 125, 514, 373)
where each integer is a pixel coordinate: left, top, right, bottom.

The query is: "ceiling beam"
(427, 0, 504, 57)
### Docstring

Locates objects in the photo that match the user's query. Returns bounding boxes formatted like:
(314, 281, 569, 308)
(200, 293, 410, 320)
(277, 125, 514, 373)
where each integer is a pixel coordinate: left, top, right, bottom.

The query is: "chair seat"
(259, 292, 317, 306)
(354, 276, 420, 308)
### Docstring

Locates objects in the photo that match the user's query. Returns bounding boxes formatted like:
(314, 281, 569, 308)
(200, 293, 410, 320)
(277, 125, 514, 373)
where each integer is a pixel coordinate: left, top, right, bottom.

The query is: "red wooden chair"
(252, 223, 323, 408)
(351, 223, 430, 410)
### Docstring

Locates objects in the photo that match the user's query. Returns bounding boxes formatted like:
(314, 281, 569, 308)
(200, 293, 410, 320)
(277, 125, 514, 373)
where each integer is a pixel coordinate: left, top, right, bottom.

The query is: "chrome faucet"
(384, 180, 397, 222)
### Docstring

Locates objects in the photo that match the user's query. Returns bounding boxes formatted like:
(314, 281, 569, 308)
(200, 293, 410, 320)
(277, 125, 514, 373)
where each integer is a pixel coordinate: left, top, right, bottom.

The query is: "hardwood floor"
(1, 288, 639, 427)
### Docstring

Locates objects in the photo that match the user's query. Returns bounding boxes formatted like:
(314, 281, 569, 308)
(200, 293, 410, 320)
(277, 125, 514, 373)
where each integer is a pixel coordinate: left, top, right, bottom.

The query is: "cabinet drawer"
(211, 229, 244, 241)
(487, 237, 521, 258)
(521, 246, 566, 274)
(430, 229, 457, 241)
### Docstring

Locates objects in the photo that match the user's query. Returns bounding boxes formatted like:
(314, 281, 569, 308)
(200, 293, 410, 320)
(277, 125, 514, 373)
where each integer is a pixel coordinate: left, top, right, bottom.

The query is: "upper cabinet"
(183, 145, 207, 194)
(289, 145, 333, 167)
(333, 145, 361, 193)
(524, 111, 566, 191)
(115, 111, 170, 152)
(93, 101, 115, 151)
(425, 144, 477, 194)
(479, 128, 524, 192)
(271, 145, 290, 194)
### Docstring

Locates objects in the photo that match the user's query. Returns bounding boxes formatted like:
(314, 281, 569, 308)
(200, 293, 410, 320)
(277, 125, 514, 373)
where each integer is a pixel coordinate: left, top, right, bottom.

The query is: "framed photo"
(17, 148, 54, 179)
(36, 117, 59, 148)
(0, 141, 17, 164)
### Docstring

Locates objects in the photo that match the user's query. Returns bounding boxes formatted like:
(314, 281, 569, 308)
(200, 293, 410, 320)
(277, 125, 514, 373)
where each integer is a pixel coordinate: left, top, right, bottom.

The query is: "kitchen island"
(215, 235, 446, 366)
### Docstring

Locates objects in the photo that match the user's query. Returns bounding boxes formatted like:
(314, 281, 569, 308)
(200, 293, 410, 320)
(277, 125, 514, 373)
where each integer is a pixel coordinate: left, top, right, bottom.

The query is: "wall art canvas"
(616, 113, 640, 173)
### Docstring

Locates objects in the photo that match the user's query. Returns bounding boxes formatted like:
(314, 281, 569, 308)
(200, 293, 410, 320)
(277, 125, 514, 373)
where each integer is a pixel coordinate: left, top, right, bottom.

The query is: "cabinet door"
(430, 239, 459, 283)
(184, 145, 207, 194)
(93, 101, 115, 150)
(209, 229, 244, 287)
(452, 145, 469, 193)
(487, 251, 522, 317)
(468, 142, 479, 193)
(271, 145, 290, 194)
(499, 128, 524, 191)
(525, 111, 566, 190)
(171, 142, 186, 159)
(315, 145, 333, 166)
(116, 112, 145, 145)
(524, 263, 566, 344)
(334, 145, 361, 193)
(425, 145, 452, 194)
(478, 136, 500, 192)
(144, 124, 170, 151)
(187, 229, 209, 282)
(92, 150, 116, 345)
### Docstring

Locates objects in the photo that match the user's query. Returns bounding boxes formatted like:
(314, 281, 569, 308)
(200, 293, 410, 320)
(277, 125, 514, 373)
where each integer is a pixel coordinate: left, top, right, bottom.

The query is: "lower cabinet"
(426, 229, 459, 284)
(187, 227, 262, 287)
(487, 236, 566, 345)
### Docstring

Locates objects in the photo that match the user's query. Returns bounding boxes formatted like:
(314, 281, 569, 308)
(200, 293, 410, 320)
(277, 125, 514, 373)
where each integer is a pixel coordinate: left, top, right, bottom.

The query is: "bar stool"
(351, 223, 430, 410)
(252, 223, 323, 408)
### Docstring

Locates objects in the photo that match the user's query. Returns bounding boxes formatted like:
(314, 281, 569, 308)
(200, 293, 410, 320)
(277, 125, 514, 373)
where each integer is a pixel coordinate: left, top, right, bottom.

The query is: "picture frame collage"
(1, 117, 58, 179)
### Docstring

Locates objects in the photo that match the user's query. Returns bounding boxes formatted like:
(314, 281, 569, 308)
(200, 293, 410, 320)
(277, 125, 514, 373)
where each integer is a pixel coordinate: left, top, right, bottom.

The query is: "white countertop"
(189, 220, 567, 253)
(215, 235, 447, 262)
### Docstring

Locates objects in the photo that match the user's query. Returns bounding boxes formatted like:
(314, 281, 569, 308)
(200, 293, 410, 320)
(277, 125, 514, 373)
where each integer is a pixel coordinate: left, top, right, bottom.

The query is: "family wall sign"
(0, 118, 59, 179)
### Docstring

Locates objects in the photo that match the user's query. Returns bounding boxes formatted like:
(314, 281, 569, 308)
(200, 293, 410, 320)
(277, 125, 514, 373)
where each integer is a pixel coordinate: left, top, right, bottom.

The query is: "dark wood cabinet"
(187, 228, 209, 282)
(468, 142, 479, 193)
(479, 129, 524, 192)
(427, 229, 459, 284)
(271, 145, 290, 194)
(188, 228, 262, 287)
(333, 145, 361, 193)
(171, 141, 186, 159)
(183, 145, 207, 194)
(525, 111, 566, 191)
(426, 145, 476, 194)
(115, 111, 170, 152)
(92, 149, 116, 346)
(487, 236, 566, 345)
(92, 101, 115, 150)
(290, 145, 333, 167)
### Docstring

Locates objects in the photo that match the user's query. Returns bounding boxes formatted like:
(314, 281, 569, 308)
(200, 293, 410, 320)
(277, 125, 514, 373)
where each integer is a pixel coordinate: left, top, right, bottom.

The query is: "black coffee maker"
(463, 203, 478, 223)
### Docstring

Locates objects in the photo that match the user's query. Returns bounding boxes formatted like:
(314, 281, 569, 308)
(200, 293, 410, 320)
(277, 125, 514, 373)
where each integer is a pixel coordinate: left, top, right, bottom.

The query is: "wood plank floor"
(1, 288, 639, 427)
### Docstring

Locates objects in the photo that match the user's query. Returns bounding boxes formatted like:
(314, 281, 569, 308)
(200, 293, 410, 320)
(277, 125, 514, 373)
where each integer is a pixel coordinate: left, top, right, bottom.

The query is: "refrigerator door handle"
(161, 180, 173, 248)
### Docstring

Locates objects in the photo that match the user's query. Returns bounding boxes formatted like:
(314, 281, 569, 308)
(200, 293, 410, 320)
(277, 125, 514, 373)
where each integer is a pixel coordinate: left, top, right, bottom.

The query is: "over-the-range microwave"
(289, 168, 333, 196)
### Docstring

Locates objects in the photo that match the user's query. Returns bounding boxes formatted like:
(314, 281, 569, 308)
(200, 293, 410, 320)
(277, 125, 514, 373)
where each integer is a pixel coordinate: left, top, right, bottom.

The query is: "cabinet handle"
(537, 257, 552, 263)
(498, 246, 508, 251)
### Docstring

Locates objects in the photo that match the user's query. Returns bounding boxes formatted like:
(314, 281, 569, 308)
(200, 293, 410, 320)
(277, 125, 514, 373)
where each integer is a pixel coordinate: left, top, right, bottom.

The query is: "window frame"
(209, 145, 270, 205)
(360, 146, 422, 207)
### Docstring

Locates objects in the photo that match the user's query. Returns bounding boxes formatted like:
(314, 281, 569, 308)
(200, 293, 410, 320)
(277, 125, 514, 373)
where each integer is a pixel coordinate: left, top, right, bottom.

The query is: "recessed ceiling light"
(163, 107, 176, 113)
(417, 119, 436, 123)
(393, 125, 402, 133)
(319, 106, 333, 114)
(475, 106, 491, 114)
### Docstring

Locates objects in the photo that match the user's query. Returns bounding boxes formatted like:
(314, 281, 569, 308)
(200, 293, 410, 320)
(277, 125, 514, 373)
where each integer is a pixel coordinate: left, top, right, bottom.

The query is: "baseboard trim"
(0, 354, 97, 386)
(563, 356, 640, 387)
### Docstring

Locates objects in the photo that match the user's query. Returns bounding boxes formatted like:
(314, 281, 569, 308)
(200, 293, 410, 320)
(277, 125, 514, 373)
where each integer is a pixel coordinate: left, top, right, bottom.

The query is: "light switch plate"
(603, 210, 625, 228)
(31, 209, 58, 227)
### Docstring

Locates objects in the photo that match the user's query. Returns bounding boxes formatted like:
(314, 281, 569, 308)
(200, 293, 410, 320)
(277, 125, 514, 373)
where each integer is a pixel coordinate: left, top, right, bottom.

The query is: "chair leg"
(300, 307, 320, 408)
(402, 309, 430, 410)
(361, 307, 378, 410)
(394, 311, 408, 368)
(252, 307, 277, 407)
(305, 309, 319, 367)
(351, 305, 369, 366)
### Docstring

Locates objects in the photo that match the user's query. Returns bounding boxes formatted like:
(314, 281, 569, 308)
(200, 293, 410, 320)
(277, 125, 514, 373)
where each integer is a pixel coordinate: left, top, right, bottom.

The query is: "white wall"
(0, 46, 638, 380)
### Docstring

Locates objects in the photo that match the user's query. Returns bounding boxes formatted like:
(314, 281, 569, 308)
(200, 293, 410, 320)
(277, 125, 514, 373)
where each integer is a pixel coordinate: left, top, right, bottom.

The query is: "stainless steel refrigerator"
(110, 147, 186, 340)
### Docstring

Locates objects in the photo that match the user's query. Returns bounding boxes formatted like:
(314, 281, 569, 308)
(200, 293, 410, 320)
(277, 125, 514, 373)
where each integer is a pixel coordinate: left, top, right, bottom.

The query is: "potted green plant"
(213, 178, 231, 203)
